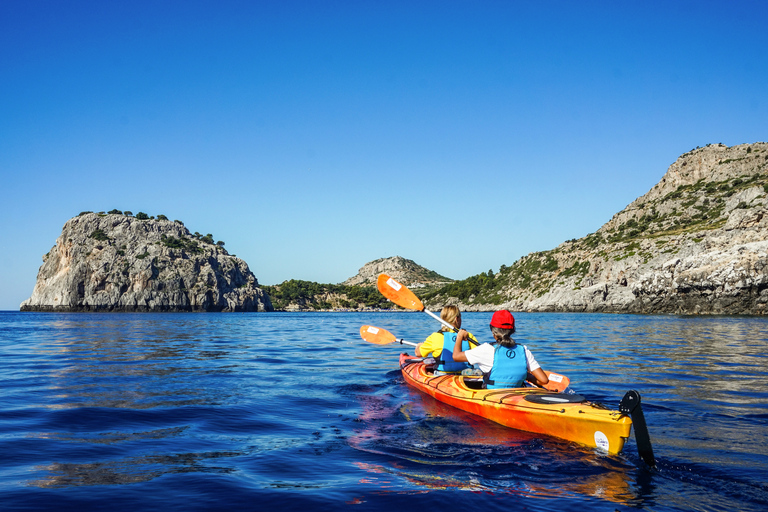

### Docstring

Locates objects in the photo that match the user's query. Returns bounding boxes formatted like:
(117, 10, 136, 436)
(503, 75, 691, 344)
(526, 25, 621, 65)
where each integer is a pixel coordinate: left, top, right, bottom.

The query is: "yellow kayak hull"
(399, 354, 632, 455)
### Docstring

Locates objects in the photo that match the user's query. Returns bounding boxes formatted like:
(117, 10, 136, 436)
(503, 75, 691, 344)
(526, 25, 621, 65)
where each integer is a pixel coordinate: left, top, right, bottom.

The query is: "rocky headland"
(21, 212, 273, 312)
(423, 142, 768, 315)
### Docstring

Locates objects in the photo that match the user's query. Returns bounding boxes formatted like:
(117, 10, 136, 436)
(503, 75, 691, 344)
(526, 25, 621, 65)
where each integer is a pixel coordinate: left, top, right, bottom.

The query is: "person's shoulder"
(471, 341, 494, 353)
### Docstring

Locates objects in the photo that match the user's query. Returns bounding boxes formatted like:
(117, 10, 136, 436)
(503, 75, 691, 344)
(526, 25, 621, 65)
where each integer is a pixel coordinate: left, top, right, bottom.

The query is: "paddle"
(540, 371, 570, 393)
(360, 325, 417, 347)
(376, 274, 457, 332)
(376, 273, 571, 393)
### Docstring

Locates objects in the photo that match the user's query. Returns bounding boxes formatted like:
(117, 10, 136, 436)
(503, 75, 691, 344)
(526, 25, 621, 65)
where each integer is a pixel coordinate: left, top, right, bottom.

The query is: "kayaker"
(452, 310, 549, 389)
(414, 305, 479, 374)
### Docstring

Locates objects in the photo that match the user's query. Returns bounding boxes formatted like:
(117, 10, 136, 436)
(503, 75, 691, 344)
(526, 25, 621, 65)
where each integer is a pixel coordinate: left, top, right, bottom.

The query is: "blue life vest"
(436, 332, 471, 373)
(484, 343, 528, 389)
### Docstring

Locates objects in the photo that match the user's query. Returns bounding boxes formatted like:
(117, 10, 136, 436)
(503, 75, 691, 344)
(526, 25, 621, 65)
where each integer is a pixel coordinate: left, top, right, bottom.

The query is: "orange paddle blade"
(542, 371, 571, 393)
(376, 274, 424, 311)
(360, 325, 397, 345)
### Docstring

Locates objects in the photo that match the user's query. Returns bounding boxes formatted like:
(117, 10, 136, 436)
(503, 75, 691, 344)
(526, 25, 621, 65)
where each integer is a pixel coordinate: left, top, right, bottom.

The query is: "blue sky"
(1, 1, 766, 310)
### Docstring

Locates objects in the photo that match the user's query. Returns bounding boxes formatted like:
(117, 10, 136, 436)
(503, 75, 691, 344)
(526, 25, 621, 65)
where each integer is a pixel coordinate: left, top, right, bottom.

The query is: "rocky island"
(21, 212, 273, 312)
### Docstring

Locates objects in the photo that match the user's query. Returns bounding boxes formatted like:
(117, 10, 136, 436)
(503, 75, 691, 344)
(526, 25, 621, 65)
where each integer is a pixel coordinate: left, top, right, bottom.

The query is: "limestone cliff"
(424, 142, 768, 315)
(21, 213, 273, 312)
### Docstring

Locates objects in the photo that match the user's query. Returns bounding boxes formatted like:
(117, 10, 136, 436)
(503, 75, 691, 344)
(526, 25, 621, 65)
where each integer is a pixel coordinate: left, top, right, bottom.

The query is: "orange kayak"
(399, 353, 635, 455)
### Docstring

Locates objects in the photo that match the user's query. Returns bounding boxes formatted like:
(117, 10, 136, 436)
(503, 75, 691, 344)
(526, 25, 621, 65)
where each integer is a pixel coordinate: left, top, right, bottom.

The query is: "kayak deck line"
(434, 379, 626, 420)
(407, 363, 625, 419)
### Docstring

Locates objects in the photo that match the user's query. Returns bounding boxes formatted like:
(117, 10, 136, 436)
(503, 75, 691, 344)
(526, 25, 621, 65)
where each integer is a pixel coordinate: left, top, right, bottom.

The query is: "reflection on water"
(1, 312, 767, 511)
(349, 384, 637, 504)
(30, 450, 241, 488)
(34, 426, 189, 444)
(37, 315, 254, 410)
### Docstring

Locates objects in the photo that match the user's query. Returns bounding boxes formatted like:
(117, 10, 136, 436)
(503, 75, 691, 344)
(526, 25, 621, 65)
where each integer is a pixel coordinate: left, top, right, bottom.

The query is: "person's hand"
(456, 329, 468, 341)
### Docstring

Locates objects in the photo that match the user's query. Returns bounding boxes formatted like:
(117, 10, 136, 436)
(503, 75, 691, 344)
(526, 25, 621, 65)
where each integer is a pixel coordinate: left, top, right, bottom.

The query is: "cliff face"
(424, 142, 768, 315)
(21, 213, 273, 312)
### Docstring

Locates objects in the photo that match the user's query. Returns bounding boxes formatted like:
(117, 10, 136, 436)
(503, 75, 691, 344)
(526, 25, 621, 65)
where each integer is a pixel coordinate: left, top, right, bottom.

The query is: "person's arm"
(452, 329, 470, 362)
(416, 332, 439, 357)
(528, 367, 549, 387)
(524, 346, 549, 387)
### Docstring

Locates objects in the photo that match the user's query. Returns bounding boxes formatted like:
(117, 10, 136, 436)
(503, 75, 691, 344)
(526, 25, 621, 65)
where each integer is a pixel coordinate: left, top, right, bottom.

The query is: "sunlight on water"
(0, 311, 767, 511)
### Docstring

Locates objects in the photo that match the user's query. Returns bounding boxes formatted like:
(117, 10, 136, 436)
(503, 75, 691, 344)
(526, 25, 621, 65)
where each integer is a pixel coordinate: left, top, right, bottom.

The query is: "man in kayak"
(414, 305, 479, 374)
(452, 310, 549, 389)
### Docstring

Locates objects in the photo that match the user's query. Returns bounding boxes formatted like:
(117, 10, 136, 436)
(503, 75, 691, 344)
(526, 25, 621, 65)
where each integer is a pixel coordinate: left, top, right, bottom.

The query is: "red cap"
(490, 310, 515, 329)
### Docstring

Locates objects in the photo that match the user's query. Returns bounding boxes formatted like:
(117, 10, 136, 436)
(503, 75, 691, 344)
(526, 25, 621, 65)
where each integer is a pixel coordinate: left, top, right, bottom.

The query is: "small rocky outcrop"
(21, 213, 273, 312)
(342, 256, 453, 288)
(261, 256, 451, 311)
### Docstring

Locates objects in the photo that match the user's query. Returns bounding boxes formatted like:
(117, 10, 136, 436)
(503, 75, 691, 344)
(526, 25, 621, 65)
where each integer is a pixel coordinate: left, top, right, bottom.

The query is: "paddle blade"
(360, 325, 397, 345)
(377, 274, 424, 311)
(542, 371, 570, 393)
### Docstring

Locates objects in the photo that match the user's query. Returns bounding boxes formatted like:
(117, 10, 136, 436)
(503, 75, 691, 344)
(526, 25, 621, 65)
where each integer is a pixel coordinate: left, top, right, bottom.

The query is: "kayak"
(399, 353, 634, 455)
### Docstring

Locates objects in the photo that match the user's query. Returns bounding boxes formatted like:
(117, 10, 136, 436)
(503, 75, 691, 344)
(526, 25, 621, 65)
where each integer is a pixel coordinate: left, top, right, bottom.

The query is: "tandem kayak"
(399, 353, 654, 462)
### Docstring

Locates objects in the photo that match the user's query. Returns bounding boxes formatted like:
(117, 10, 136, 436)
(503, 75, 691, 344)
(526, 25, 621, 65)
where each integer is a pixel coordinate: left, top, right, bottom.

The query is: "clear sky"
(1, 1, 766, 310)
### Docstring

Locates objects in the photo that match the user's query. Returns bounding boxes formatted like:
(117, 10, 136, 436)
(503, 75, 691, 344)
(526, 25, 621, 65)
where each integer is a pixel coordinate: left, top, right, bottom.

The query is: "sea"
(1, 311, 767, 512)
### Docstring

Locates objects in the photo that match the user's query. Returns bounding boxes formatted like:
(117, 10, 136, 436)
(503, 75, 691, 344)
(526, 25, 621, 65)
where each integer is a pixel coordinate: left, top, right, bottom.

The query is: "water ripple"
(0, 311, 767, 511)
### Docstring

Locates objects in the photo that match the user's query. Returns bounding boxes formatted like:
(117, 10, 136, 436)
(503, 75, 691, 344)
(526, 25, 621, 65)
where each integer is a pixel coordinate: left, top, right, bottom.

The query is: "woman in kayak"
(452, 310, 549, 389)
(414, 305, 479, 374)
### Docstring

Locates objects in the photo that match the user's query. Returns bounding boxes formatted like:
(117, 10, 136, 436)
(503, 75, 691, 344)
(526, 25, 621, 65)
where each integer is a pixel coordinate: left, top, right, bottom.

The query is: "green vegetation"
(506, 253, 558, 289)
(75, 210, 228, 249)
(161, 234, 203, 253)
(89, 229, 111, 242)
(421, 252, 561, 305)
(718, 158, 747, 165)
(583, 232, 603, 249)
(605, 171, 767, 243)
(261, 280, 392, 310)
(423, 269, 505, 304)
(560, 261, 590, 278)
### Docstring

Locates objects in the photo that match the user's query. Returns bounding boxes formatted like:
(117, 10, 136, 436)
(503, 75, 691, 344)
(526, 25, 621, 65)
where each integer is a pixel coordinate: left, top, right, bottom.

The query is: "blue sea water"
(1, 311, 767, 511)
